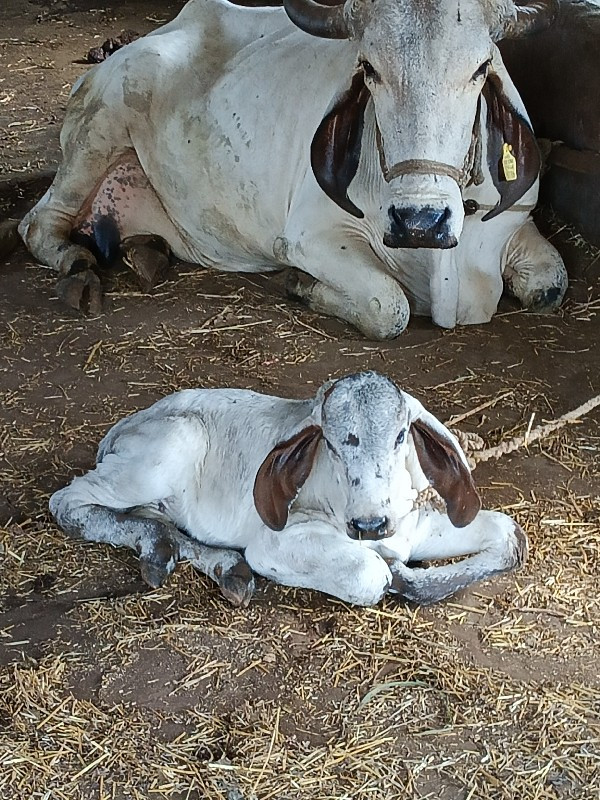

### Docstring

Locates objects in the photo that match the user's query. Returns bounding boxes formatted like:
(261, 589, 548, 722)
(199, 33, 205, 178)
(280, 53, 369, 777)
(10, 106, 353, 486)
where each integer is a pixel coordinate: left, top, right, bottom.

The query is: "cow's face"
(353, 0, 497, 249)
(286, 0, 557, 248)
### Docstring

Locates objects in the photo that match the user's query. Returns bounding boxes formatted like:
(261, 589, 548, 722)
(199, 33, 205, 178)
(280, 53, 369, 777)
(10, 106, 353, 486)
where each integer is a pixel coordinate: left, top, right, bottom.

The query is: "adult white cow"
(18, 0, 567, 338)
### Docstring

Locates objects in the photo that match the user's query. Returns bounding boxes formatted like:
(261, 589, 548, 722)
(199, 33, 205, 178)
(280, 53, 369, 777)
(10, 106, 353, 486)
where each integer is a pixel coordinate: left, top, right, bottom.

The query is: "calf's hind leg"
(49, 498, 254, 606)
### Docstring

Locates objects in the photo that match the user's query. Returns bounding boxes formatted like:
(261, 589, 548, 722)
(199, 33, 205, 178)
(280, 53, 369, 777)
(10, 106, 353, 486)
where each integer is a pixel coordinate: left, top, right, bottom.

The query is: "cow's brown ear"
(481, 73, 541, 221)
(411, 418, 481, 528)
(253, 425, 323, 531)
(310, 72, 370, 219)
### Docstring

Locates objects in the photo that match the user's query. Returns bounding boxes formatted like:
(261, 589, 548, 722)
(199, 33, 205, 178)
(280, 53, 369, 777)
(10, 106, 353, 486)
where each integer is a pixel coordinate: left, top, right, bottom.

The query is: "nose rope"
(376, 98, 484, 191)
(383, 159, 465, 185)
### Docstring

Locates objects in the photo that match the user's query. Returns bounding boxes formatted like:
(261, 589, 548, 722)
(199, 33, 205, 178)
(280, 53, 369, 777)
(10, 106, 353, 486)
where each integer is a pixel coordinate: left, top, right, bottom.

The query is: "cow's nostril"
(349, 516, 389, 539)
(386, 205, 457, 249)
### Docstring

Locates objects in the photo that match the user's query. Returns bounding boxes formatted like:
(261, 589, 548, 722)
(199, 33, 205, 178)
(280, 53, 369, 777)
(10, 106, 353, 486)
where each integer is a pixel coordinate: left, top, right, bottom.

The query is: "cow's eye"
(360, 60, 380, 82)
(472, 59, 492, 81)
(395, 429, 406, 448)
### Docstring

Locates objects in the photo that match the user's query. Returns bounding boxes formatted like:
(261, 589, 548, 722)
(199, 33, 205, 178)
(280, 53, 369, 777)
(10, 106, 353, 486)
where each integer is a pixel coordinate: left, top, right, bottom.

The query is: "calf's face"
(319, 373, 413, 539)
(253, 372, 481, 536)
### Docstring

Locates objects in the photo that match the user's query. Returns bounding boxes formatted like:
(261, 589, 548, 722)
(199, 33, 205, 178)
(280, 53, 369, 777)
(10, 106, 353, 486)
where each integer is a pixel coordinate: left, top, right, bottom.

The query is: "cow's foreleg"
(50, 494, 254, 606)
(503, 220, 568, 312)
(286, 265, 410, 340)
(380, 510, 527, 604)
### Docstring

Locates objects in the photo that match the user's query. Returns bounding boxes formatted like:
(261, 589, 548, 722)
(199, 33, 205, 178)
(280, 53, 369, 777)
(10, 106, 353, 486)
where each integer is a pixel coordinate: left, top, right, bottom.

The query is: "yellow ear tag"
(502, 142, 518, 182)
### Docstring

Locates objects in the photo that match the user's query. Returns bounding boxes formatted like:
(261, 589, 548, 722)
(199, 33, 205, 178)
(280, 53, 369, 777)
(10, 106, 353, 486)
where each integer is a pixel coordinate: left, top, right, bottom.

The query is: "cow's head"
(284, 0, 558, 249)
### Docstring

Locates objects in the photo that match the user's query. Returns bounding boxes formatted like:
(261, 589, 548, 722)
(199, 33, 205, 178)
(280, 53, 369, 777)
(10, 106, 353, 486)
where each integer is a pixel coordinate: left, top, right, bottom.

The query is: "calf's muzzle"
(348, 516, 390, 540)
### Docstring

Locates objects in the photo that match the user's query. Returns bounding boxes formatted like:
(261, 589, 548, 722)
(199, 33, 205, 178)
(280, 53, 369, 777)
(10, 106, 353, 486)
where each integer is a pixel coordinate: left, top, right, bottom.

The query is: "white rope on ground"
(468, 392, 600, 466)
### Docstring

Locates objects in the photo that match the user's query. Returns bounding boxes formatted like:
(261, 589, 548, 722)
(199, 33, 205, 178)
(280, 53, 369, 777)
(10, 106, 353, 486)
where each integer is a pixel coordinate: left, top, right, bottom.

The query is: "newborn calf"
(50, 372, 527, 606)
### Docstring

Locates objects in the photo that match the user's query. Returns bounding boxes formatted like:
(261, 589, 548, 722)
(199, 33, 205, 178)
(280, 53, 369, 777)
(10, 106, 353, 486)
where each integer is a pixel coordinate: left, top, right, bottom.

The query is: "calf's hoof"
(215, 560, 255, 608)
(56, 268, 103, 315)
(139, 536, 179, 589)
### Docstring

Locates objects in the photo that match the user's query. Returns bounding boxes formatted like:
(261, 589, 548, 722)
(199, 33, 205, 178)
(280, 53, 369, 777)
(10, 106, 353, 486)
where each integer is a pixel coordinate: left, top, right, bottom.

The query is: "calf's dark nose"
(385, 205, 457, 249)
(349, 516, 389, 540)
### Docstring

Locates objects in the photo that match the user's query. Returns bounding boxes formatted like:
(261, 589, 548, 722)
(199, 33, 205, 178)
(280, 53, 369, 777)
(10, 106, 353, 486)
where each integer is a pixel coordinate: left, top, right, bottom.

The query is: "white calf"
(50, 372, 527, 606)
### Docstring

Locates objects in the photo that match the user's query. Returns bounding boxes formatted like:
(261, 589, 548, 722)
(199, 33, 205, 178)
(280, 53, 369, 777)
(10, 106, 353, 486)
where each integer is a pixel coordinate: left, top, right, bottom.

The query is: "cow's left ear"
(310, 71, 370, 219)
(481, 73, 541, 221)
(410, 414, 481, 528)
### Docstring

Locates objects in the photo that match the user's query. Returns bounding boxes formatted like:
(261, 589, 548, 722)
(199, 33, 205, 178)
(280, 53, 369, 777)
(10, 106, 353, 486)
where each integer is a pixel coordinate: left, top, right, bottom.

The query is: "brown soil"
(1, 2, 599, 799)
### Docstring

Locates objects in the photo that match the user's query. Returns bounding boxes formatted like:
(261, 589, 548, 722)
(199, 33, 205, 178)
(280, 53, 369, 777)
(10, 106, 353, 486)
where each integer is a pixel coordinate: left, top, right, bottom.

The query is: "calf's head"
(285, 0, 557, 247)
(253, 372, 481, 537)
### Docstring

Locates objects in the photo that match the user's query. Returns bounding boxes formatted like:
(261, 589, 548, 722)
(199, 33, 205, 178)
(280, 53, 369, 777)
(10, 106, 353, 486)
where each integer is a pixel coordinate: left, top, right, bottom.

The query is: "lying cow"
(49, 372, 527, 606)
(18, 0, 567, 337)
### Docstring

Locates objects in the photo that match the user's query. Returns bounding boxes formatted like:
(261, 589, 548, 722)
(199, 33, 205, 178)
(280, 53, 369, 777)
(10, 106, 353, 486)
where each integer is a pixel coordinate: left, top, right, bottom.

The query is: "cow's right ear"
(310, 71, 370, 219)
(253, 424, 323, 531)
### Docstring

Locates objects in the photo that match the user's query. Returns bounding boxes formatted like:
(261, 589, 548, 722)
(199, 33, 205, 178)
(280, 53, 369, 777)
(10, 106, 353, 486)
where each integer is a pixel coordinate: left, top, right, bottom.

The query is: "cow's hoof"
(285, 268, 317, 303)
(0, 220, 20, 260)
(525, 284, 565, 313)
(139, 536, 179, 589)
(56, 268, 103, 315)
(121, 234, 171, 292)
(215, 560, 255, 607)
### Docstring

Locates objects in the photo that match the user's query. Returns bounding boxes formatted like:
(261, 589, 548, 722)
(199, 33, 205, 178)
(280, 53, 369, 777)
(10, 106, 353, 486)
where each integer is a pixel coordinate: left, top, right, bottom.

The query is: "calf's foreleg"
(244, 518, 392, 606)
(382, 510, 527, 604)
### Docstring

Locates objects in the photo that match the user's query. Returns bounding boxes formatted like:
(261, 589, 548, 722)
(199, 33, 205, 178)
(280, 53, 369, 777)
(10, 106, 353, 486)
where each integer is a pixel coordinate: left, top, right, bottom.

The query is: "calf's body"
(50, 373, 527, 606)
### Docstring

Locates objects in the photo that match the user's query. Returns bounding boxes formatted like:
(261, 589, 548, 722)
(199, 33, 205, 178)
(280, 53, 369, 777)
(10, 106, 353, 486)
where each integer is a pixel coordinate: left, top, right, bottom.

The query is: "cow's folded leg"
(386, 510, 528, 604)
(286, 266, 410, 340)
(120, 234, 171, 292)
(503, 220, 568, 312)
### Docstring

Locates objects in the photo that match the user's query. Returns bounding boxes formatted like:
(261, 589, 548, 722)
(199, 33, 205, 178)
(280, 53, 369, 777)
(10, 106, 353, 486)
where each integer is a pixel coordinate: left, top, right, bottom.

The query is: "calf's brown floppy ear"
(310, 71, 370, 219)
(253, 425, 323, 531)
(481, 73, 541, 221)
(411, 418, 481, 528)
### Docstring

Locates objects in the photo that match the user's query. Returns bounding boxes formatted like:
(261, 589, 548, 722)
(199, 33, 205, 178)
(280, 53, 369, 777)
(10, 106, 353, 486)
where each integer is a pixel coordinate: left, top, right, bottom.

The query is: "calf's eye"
(395, 429, 406, 447)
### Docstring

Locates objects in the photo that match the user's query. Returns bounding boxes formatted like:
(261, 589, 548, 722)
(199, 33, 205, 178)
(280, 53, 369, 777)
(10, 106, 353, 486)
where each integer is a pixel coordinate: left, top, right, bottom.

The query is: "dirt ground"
(0, 2, 599, 798)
